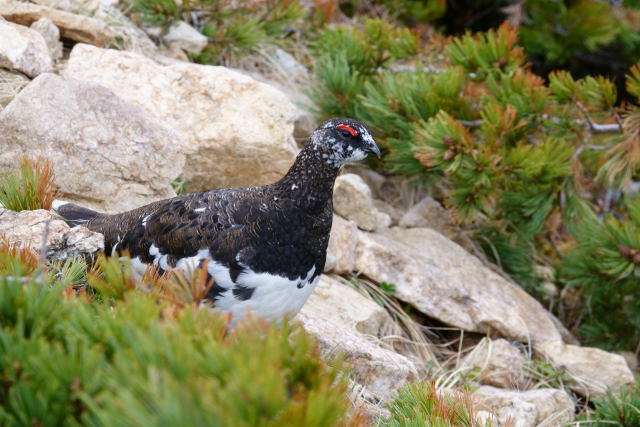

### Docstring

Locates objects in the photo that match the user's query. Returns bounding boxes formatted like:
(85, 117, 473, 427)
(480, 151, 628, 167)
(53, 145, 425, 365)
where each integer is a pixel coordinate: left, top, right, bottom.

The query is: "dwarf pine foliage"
(309, 20, 640, 351)
(0, 254, 353, 426)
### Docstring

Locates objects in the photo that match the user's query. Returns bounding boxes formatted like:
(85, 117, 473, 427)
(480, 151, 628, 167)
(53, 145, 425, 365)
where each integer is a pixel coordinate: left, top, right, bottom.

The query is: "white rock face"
(0, 0, 113, 46)
(333, 174, 381, 231)
(0, 208, 104, 260)
(0, 73, 185, 213)
(537, 341, 635, 398)
(354, 227, 564, 344)
(325, 215, 358, 274)
(297, 275, 420, 401)
(0, 18, 52, 77)
(164, 21, 208, 54)
(30, 17, 62, 60)
(63, 44, 298, 192)
(473, 386, 575, 427)
(460, 338, 525, 388)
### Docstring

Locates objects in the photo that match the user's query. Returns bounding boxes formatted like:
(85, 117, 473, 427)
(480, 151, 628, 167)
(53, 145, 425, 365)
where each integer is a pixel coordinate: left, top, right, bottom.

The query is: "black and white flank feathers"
(55, 118, 380, 325)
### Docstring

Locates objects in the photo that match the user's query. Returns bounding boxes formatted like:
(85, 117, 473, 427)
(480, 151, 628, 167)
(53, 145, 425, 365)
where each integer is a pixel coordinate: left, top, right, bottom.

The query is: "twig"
(458, 119, 482, 128)
(575, 102, 623, 134)
(38, 219, 50, 267)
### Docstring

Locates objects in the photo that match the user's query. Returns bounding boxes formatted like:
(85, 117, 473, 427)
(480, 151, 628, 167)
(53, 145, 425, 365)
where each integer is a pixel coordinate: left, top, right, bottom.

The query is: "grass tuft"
(0, 157, 57, 211)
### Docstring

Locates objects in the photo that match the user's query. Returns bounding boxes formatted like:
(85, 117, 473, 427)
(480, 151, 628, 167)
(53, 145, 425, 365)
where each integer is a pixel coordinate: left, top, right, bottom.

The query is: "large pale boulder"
(473, 386, 574, 427)
(62, 44, 298, 192)
(0, 0, 112, 46)
(460, 338, 525, 389)
(354, 227, 564, 344)
(537, 341, 635, 398)
(0, 18, 52, 77)
(297, 275, 420, 401)
(0, 208, 103, 261)
(0, 73, 185, 213)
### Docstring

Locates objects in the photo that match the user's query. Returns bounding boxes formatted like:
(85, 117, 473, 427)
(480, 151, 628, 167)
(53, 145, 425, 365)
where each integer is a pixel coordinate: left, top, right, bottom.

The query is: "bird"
(54, 117, 380, 326)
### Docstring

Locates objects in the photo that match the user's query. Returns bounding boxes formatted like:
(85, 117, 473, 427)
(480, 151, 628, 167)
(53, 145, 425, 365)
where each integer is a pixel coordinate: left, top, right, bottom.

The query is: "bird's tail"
(52, 200, 102, 227)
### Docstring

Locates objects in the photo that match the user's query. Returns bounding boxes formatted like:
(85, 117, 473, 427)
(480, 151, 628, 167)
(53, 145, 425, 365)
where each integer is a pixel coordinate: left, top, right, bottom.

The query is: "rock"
(333, 174, 380, 231)
(0, 73, 185, 213)
(619, 351, 638, 373)
(373, 199, 402, 225)
(297, 275, 420, 401)
(537, 341, 635, 398)
(0, 208, 103, 261)
(0, 18, 52, 77)
(460, 338, 525, 388)
(399, 196, 450, 229)
(163, 21, 208, 55)
(30, 17, 62, 60)
(63, 44, 298, 192)
(473, 386, 574, 427)
(0, 68, 29, 108)
(354, 227, 564, 344)
(325, 215, 358, 274)
(0, 1, 113, 46)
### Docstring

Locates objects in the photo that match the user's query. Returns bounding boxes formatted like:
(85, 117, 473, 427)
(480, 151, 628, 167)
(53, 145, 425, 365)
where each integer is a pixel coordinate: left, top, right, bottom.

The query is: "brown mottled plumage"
(56, 118, 380, 324)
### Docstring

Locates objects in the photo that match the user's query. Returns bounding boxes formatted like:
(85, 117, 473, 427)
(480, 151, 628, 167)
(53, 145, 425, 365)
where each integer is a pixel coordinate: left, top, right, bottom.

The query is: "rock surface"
(0, 73, 185, 213)
(163, 21, 208, 54)
(473, 386, 575, 427)
(0, 0, 113, 46)
(0, 18, 52, 77)
(354, 227, 564, 344)
(30, 17, 63, 60)
(325, 215, 358, 274)
(63, 44, 298, 192)
(0, 208, 104, 260)
(333, 174, 382, 231)
(0, 68, 29, 108)
(460, 338, 525, 388)
(297, 275, 420, 401)
(537, 341, 635, 398)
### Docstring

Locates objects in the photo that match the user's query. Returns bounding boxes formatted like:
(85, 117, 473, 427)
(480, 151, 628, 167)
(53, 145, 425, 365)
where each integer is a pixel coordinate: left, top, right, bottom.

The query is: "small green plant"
(0, 157, 57, 211)
(578, 380, 640, 426)
(132, 0, 306, 63)
(380, 381, 500, 427)
(523, 359, 572, 390)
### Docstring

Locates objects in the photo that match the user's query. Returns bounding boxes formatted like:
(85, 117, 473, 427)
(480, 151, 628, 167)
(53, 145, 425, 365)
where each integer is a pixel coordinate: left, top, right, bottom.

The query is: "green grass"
(0, 157, 57, 211)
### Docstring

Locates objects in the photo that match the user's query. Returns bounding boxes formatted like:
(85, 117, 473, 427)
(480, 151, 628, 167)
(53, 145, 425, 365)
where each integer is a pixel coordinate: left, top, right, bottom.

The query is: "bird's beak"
(367, 143, 381, 159)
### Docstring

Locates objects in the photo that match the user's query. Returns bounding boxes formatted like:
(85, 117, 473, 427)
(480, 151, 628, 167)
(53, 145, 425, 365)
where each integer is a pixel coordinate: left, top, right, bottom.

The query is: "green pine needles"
(0, 254, 354, 426)
(309, 19, 640, 350)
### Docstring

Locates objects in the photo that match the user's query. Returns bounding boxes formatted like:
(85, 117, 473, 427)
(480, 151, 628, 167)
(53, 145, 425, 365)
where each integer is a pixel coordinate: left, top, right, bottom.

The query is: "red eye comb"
(337, 124, 357, 137)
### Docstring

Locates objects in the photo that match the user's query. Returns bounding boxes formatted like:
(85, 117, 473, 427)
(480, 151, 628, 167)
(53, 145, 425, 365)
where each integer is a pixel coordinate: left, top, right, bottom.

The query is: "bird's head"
(308, 117, 380, 167)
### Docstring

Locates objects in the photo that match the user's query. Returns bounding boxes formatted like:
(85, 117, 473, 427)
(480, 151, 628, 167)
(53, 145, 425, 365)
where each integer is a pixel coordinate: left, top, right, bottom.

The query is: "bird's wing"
(86, 189, 260, 268)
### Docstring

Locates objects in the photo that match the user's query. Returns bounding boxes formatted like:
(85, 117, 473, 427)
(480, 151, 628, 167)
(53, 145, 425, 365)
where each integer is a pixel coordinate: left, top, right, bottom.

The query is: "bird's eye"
(337, 124, 358, 138)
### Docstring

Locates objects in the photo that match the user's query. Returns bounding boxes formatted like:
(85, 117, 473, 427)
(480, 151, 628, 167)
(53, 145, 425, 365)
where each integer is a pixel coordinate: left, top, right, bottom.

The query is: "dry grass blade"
(152, 260, 215, 309)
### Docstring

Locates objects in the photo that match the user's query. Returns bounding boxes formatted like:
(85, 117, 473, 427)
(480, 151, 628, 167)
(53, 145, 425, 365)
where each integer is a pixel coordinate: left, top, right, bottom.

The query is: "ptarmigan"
(55, 117, 380, 325)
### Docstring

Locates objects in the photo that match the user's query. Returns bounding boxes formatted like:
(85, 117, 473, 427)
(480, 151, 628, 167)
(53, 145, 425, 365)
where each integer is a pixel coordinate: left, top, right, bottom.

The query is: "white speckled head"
(309, 117, 380, 167)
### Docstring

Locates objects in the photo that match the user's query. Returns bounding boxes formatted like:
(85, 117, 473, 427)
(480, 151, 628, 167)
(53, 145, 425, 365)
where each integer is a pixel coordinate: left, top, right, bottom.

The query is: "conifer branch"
(575, 102, 623, 134)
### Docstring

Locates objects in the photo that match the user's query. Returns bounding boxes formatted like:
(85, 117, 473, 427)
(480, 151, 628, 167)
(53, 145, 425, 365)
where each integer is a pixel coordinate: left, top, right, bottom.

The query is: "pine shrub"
(0, 254, 354, 426)
(309, 19, 640, 350)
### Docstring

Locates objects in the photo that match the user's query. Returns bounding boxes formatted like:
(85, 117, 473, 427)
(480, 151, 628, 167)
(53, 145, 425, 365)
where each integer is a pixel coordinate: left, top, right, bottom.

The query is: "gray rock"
(0, 73, 185, 213)
(30, 17, 62, 60)
(537, 341, 635, 398)
(0, 1, 113, 46)
(354, 227, 564, 344)
(0, 208, 103, 261)
(164, 21, 208, 55)
(460, 338, 526, 389)
(473, 386, 575, 427)
(297, 275, 420, 401)
(0, 18, 52, 77)
(333, 174, 380, 231)
(63, 44, 298, 192)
